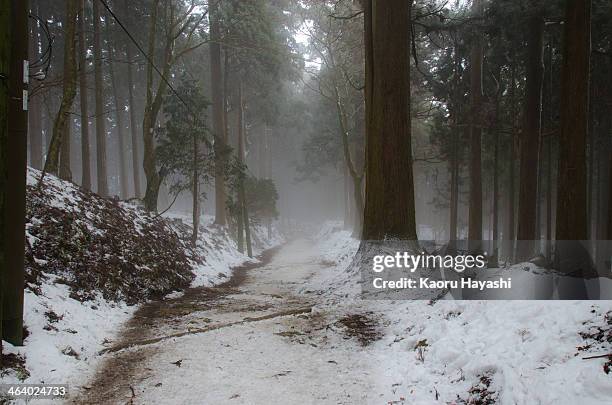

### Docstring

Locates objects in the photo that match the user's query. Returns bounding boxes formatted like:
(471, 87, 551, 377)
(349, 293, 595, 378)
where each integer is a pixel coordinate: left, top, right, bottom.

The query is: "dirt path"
(72, 239, 372, 404)
(53, 237, 612, 404)
(69, 245, 281, 403)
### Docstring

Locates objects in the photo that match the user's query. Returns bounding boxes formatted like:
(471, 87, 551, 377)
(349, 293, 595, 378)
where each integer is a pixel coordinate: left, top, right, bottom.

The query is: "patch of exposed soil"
(455, 374, 498, 405)
(0, 353, 29, 381)
(336, 313, 382, 346)
(118, 246, 282, 342)
(578, 310, 612, 350)
(578, 309, 612, 374)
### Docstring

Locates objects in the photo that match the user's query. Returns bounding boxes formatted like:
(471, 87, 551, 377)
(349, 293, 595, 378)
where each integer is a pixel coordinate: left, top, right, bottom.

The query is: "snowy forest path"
(70, 239, 348, 404)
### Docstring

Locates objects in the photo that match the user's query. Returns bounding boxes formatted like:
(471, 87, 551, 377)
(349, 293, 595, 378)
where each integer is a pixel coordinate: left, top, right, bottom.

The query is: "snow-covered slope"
(307, 224, 612, 404)
(0, 169, 282, 391)
(25, 169, 201, 304)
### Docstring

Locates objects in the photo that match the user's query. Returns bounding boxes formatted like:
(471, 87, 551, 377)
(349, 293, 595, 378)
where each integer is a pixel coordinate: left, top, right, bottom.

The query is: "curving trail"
(71, 239, 391, 405)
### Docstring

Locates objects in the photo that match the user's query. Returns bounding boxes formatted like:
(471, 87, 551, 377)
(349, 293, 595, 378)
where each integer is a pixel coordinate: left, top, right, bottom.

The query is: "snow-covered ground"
(3, 280, 135, 387)
(71, 223, 612, 404)
(2, 218, 281, 397)
(5, 208, 611, 404)
(308, 223, 612, 404)
(1, 170, 283, 401)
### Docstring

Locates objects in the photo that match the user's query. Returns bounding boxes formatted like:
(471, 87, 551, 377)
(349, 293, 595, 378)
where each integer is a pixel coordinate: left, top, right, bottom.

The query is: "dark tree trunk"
(236, 81, 252, 257)
(343, 165, 351, 230)
(236, 83, 244, 253)
(601, 105, 612, 241)
(59, 120, 72, 181)
(28, 2, 43, 170)
(93, 0, 108, 196)
(492, 74, 501, 260)
(546, 137, 554, 257)
(361, 0, 416, 240)
(124, 0, 140, 198)
(0, 0, 11, 355)
(142, 0, 167, 212)
(449, 40, 462, 243)
(556, 0, 591, 241)
(544, 39, 554, 260)
(28, 94, 42, 170)
(607, 149, 612, 240)
(605, 153, 612, 240)
(2, 0, 29, 346)
(517, 12, 544, 259)
(192, 128, 200, 247)
(236, 192, 244, 254)
(78, 0, 91, 190)
(209, 1, 227, 225)
(449, 139, 459, 241)
(332, 78, 364, 237)
(507, 65, 518, 258)
(242, 196, 253, 258)
(223, 49, 230, 145)
(44, 0, 78, 179)
(352, 175, 364, 237)
(587, 77, 597, 241)
(106, 23, 129, 199)
(468, 0, 484, 248)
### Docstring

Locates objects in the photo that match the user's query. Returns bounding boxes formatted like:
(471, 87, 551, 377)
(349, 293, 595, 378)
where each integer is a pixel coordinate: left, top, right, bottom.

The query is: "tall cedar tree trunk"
(507, 65, 517, 257)
(556, 0, 591, 241)
(141, 0, 160, 211)
(586, 77, 596, 240)
(604, 100, 612, 241)
(237, 81, 252, 257)
(44, 102, 53, 151)
(467, 0, 484, 247)
(0, 0, 10, 357)
(352, 104, 365, 235)
(223, 50, 230, 146)
(449, 40, 462, 242)
(608, 150, 612, 239)
(236, 86, 244, 253)
(123, 0, 141, 198)
(78, 0, 91, 190)
(209, 1, 227, 225)
(361, 0, 417, 240)
(242, 193, 253, 258)
(92, 0, 108, 196)
(28, 2, 43, 170)
(142, 0, 173, 211)
(331, 79, 364, 236)
(192, 126, 200, 247)
(3, 0, 29, 346)
(106, 23, 129, 199)
(343, 165, 351, 229)
(517, 12, 544, 259)
(598, 115, 611, 240)
(545, 40, 554, 259)
(449, 130, 459, 240)
(44, 0, 78, 178)
(492, 72, 501, 259)
(28, 98, 42, 169)
(592, 139, 599, 240)
(265, 125, 271, 178)
(546, 137, 553, 256)
(59, 121, 72, 180)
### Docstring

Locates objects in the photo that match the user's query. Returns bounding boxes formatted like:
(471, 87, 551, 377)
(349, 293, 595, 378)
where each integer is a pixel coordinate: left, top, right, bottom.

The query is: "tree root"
(100, 306, 313, 355)
(582, 353, 612, 360)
